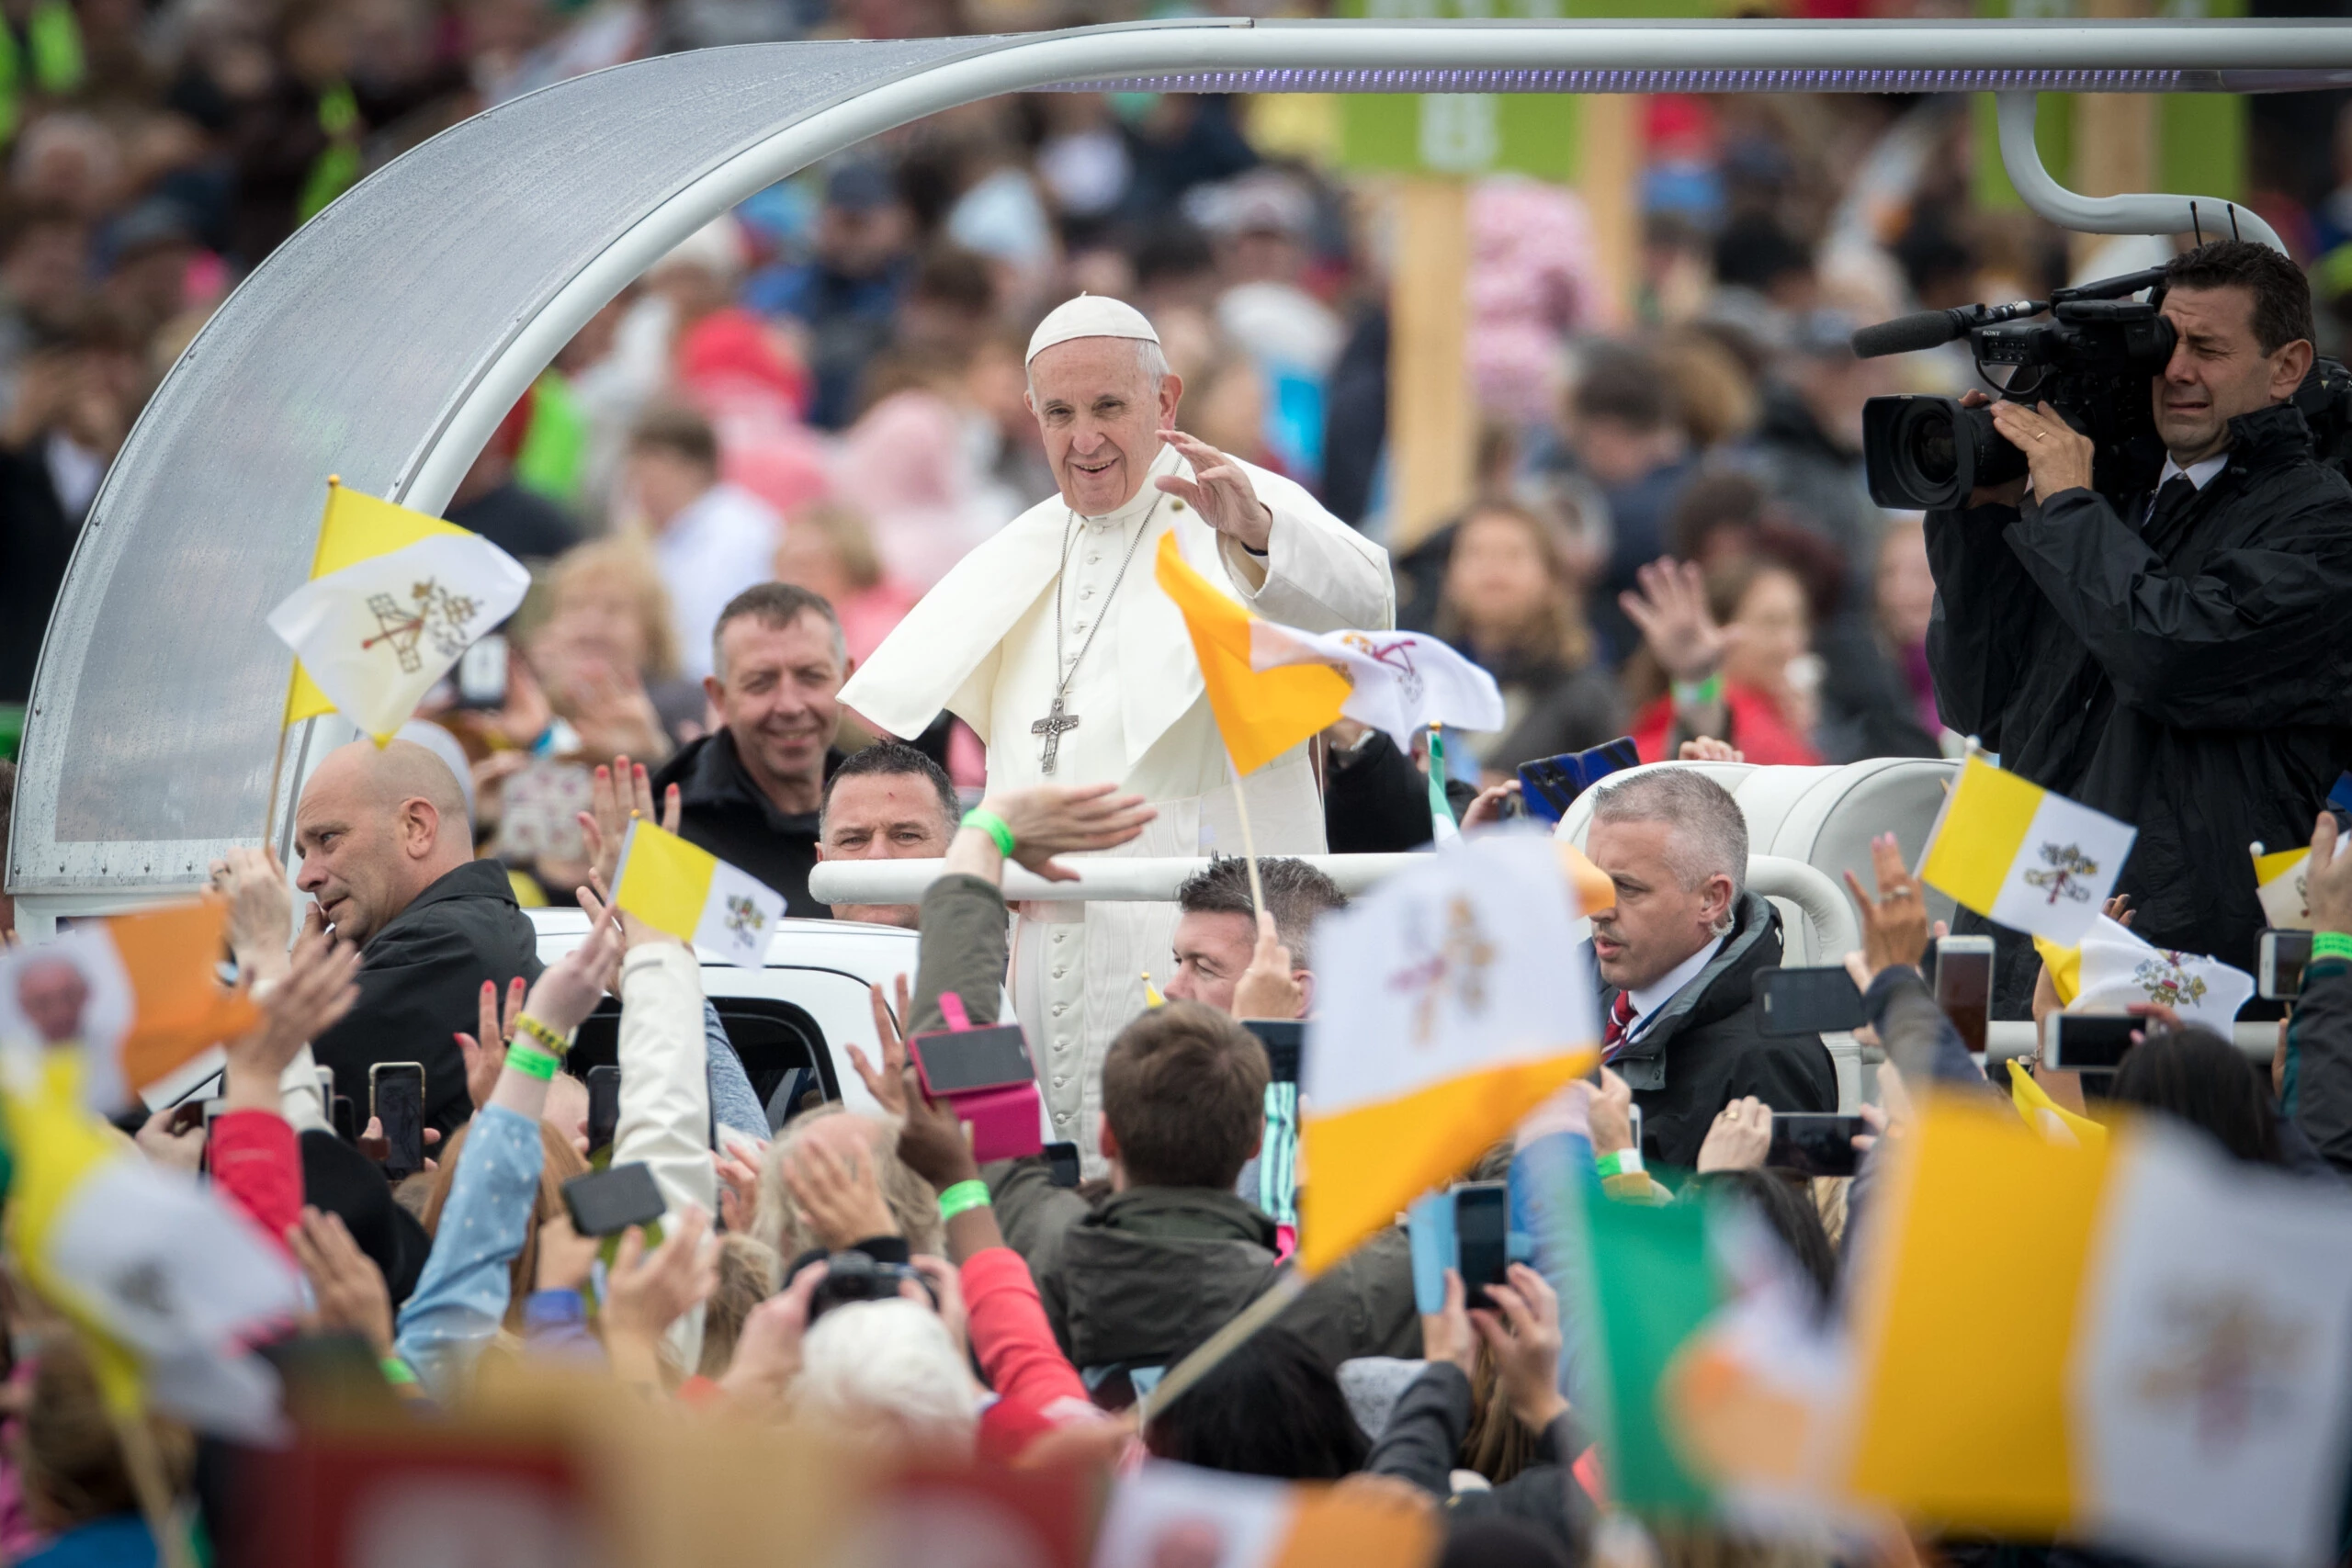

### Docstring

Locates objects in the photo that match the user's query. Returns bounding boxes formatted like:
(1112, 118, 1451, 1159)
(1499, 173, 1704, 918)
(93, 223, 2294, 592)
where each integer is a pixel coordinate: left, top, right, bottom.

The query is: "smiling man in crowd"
(655, 582, 851, 919)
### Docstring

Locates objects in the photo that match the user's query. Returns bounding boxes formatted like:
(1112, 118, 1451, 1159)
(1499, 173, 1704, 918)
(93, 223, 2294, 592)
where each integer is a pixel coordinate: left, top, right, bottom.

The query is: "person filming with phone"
(1925, 241, 2352, 1010)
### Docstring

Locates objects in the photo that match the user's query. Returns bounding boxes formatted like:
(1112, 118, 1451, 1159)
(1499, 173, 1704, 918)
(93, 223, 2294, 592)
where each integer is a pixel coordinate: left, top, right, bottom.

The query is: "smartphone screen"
(1453, 1182, 1510, 1310)
(1516, 737, 1642, 824)
(2044, 1013, 2141, 1072)
(1241, 1020, 1304, 1085)
(370, 1063, 426, 1181)
(561, 1163, 666, 1236)
(910, 1025, 1034, 1095)
(454, 634, 509, 708)
(1754, 967, 1868, 1036)
(1934, 937, 1995, 1055)
(586, 1065, 622, 1156)
(331, 1094, 356, 1144)
(1045, 1141, 1082, 1189)
(2261, 929, 2313, 1000)
(1766, 1112, 1866, 1178)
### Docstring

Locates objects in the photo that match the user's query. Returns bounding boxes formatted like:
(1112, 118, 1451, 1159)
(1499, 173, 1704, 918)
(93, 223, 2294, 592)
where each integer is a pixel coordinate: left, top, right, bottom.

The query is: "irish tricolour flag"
(611, 819, 786, 967)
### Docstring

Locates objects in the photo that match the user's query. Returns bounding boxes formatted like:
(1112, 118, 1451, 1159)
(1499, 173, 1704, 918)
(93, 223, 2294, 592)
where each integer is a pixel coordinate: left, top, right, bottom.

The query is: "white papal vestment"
(841, 440, 1393, 1157)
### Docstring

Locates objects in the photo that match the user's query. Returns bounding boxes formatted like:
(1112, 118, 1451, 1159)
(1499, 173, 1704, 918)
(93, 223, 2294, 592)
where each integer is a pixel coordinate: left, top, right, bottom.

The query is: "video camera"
(1855, 265, 2176, 510)
(1857, 265, 2352, 512)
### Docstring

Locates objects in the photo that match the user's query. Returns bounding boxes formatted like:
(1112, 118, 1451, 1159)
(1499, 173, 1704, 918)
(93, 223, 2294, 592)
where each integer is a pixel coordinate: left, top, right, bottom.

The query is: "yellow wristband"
(513, 1013, 573, 1055)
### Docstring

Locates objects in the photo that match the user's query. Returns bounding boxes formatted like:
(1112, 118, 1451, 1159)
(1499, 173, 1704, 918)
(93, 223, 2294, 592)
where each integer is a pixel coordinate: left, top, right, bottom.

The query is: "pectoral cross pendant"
(1032, 696, 1080, 774)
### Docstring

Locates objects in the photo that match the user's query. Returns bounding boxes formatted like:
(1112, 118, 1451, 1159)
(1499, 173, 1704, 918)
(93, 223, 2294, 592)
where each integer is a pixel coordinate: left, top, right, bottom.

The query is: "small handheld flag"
(1917, 756, 2135, 946)
(1248, 622, 1506, 748)
(1299, 834, 1598, 1273)
(269, 478, 529, 744)
(2031, 916, 2252, 1031)
(2253, 843, 2312, 931)
(1153, 533, 1350, 775)
(611, 818, 786, 967)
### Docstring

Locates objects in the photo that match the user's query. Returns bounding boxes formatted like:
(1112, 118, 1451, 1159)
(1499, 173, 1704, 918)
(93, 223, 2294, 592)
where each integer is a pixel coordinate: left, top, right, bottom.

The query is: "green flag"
(1579, 1183, 1724, 1517)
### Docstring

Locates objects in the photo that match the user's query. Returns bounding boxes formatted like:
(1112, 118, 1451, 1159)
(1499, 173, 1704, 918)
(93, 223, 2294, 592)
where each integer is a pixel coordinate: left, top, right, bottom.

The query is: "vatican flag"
(1091, 1461, 1438, 1568)
(1, 1050, 300, 1438)
(1917, 757, 2135, 946)
(270, 478, 529, 743)
(1846, 1100, 2352, 1568)
(2254, 845, 2312, 931)
(1299, 833, 1597, 1273)
(1248, 623, 1507, 748)
(611, 819, 784, 967)
(1154, 532, 1351, 775)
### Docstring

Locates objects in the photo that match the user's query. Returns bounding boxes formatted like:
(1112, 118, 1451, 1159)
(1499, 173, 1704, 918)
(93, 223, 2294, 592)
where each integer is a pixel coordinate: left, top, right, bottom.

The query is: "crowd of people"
(5, 0, 2352, 1561)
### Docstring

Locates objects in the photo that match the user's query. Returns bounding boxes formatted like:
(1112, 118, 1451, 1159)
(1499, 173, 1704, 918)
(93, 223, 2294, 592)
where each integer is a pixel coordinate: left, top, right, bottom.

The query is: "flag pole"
(1138, 1268, 1306, 1421)
(265, 474, 340, 845)
(107, 1402, 195, 1568)
(1226, 750, 1266, 919)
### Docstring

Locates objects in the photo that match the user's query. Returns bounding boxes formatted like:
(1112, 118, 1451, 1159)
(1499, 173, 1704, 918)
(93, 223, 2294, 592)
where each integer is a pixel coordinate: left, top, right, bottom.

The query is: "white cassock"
(841, 438, 1393, 1154)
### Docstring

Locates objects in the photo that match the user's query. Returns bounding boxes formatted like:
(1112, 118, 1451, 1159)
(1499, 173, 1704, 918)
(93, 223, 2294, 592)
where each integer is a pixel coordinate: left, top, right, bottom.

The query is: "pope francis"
(841, 294, 1393, 1152)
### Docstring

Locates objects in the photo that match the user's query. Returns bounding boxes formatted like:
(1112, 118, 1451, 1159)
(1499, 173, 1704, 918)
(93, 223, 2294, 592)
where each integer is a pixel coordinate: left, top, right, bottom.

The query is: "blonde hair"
(542, 537, 684, 682)
(752, 1106, 944, 1259)
(697, 1235, 784, 1378)
(786, 502, 885, 595)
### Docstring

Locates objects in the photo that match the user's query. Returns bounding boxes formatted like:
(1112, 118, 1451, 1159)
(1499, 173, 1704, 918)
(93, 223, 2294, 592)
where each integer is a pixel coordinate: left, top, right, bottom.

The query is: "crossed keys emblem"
(2022, 842, 2099, 905)
(1337, 631, 1425, 704)
(723, 894, 766, 944)
(362, 578, 483, 673)
(1387, 895, 1498, 1046)
(2134, 955, 2209, 1010)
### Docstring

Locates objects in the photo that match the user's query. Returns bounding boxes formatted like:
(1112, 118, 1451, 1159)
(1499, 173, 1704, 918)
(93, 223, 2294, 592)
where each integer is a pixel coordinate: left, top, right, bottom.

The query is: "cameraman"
(1928, 240, 2352, 1010)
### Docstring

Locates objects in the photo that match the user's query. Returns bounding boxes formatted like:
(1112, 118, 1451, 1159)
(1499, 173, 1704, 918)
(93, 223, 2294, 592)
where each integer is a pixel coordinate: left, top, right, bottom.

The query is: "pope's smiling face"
(1026, 336, 1183, 517)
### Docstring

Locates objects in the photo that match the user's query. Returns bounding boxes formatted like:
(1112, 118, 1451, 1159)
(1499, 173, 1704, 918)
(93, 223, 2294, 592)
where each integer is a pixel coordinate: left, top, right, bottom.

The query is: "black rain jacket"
(1926, 403, 2352, 1008)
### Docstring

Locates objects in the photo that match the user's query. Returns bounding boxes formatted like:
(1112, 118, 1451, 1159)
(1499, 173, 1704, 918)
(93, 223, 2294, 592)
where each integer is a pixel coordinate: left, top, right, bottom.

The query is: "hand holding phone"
(368, 1063, 427, 1181)
(1754, 967, 1867, 1036)
(2260, 929, 2313, 1000)
(1932, 935, 1995, 1056)
(1766, 1112, 1868, 1178)
(2041, 1012, 2141, 1073)
(561, 1162, 666, 1236)
(1453, 1182, 1510, 1311)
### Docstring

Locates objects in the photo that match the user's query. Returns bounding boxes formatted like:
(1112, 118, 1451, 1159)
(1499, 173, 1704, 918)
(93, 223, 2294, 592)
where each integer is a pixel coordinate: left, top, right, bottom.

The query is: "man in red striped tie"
(1583, 770, 1838, 1169)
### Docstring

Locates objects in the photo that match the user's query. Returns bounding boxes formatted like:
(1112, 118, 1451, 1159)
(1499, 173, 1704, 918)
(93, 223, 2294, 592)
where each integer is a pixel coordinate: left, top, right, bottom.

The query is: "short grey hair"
(1589, 769, 1747, 897)
(1025, 336, 1170, 400)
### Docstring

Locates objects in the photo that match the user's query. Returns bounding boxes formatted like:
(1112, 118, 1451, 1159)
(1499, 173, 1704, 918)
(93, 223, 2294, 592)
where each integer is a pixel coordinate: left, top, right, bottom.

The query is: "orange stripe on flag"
(1153, 532, 1351, 776)
(1275, 1483, 1441, 1568)
(1298, 1051, 1595, 1275)
(107, 899, 260, 1092)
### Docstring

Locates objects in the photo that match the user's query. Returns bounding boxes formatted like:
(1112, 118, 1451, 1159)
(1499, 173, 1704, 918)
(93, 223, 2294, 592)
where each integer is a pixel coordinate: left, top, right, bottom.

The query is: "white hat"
(1025, 293, 1159, 366)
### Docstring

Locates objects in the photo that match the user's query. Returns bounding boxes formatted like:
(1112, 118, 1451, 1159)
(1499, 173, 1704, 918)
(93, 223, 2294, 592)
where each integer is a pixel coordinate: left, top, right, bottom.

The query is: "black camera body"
(806, 1248, 937, 1324)
(1860, 265, 2177, 511)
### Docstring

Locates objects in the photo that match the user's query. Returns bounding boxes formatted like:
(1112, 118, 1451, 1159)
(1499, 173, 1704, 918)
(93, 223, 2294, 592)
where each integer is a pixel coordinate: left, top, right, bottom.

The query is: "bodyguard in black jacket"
(1927, 243, 2352, 1009)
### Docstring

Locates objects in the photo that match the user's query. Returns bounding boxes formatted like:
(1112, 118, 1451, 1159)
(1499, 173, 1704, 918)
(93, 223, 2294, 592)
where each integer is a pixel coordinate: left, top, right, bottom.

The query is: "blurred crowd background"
(0, 0, 2347, 787)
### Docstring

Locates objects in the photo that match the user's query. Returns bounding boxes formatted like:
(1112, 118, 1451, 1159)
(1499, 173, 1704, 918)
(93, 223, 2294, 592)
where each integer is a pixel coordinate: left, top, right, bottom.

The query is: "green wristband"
(961, 809, 1016, 859)
(505, 1042, 560, 1081)
(1671, 672, 1724, 708)
(1595, 1148, 1645, 1180)
(380, 1357, 419, 1388)
(938, 1179, 992, 1221)
(2314, 931, 2352, 963)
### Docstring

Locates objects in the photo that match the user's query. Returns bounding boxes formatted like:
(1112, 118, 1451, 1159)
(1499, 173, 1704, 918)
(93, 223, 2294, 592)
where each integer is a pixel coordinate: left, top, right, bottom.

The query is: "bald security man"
(295, 739, 543, 1134)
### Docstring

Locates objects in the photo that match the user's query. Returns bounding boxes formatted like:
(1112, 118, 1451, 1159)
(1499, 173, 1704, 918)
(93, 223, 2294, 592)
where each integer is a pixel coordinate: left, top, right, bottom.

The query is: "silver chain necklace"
(1031, 492, 1161, 773)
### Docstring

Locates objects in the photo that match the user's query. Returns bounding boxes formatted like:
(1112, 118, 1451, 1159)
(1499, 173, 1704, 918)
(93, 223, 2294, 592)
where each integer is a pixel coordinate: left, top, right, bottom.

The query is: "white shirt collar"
(2158, 453, 2228, 491)
(1623, 934, 1726, 1040)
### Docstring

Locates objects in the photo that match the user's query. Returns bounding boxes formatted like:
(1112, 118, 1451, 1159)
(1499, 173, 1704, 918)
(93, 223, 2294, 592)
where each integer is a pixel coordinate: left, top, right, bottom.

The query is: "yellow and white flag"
(1090, 1461, 1438, 1568)
(1248, 625, 1507, 748)
(1155, 533, 1352, 775)
(611, 818, 784, 967)
(2035, 916, 2254, 1032)
(2255, 845, 2312, 931)
(1299, 833, 1598, 1273)
(268, 479, 529, 743)
(1845, 1100, 2352, 1568)
(1917, 757, 2135, 946)
(1, 1052, 300, 1438)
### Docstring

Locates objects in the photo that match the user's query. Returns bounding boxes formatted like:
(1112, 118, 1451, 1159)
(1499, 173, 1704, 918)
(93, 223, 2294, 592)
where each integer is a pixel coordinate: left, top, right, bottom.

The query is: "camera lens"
(1905, 410, 1958, 486)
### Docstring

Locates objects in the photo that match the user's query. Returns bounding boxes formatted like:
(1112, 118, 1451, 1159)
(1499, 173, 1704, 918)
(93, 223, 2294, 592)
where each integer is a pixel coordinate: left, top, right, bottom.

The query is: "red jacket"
(962, 1247, 1100, 1461)
(1631, 685, 1821, 767)
(209, 1111, 302, 1258)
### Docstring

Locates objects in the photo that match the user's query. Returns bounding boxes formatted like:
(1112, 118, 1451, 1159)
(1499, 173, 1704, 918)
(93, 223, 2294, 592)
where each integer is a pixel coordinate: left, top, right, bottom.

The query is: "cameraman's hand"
(1956, 391, 2031, 508)
(1983, 394, 2097, 503)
